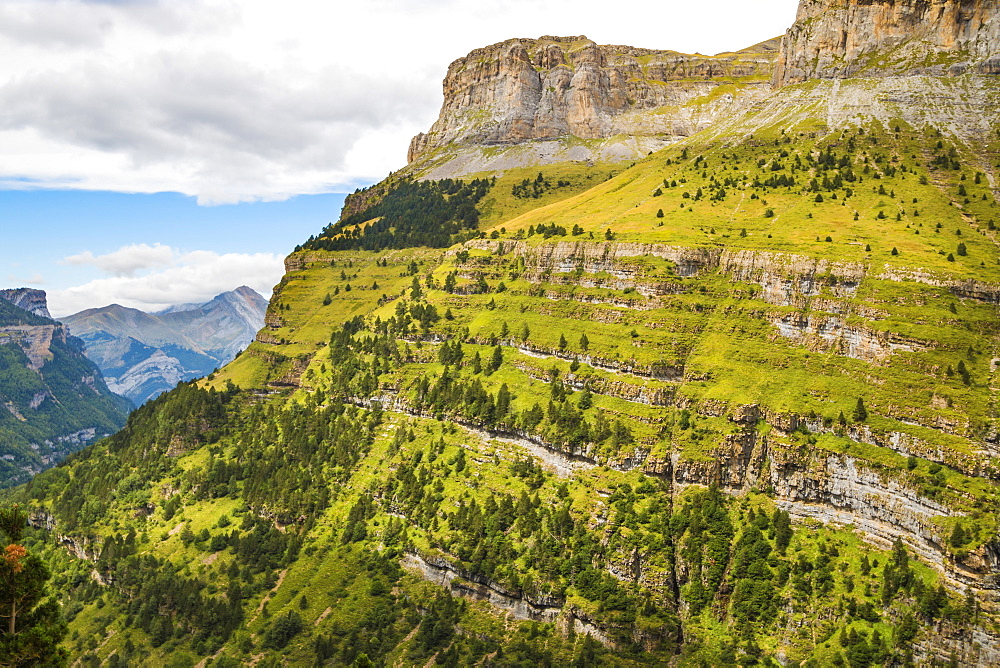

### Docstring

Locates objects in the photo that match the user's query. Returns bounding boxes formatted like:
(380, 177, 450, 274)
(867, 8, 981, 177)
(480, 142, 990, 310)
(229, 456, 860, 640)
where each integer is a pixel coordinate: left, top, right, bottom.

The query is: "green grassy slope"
(8, 79, 1000, 666)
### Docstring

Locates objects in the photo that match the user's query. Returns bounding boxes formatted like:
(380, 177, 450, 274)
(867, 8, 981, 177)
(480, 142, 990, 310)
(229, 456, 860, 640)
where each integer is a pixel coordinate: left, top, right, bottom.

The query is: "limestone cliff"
(774, 0, 1000, 85)
(0, 296, 130, 487)
(407, 35, 779, 178)
(0, 287, 52, 319)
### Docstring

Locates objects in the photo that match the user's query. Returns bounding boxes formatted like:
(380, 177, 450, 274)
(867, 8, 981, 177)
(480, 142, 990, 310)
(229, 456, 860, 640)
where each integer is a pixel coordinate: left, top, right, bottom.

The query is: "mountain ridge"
(0, 287, 52, 319)
(61, 286, 267, 405)
(0, 295, 130, 488)
(405, 34, 781, 181)
(10, 0, 1000, 664)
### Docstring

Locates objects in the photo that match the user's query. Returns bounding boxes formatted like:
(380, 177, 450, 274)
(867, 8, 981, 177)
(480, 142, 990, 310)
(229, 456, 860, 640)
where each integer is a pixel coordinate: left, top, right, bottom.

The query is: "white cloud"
(48, 245, 283, 316)
(63, 242, 175, 277)
(0, 0, 799, 203)
(5, 272, 44, 286)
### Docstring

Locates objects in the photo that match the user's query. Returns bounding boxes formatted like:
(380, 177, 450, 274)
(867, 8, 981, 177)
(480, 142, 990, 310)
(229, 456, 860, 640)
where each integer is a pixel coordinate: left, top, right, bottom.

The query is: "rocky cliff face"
(407, 35, 779, 177)
(0, 287, 52, 319)
(774, 0, 1000, 85)
(0, 296, 130, 487)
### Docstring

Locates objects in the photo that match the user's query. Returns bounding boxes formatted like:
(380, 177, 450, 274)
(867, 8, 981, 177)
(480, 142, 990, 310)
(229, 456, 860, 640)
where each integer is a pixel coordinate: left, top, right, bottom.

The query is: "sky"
(0, 0, 800, 316)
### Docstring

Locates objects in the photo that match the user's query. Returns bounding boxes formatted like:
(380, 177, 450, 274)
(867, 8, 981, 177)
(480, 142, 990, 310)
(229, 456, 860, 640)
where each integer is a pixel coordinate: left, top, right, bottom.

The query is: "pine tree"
(950, 522, 967, 548)
(957, 360, 971, 385)
(488, 345, 503, 375)
(579, 333, 589, 351)
(852, 397, 868, 422)
(0, 505, 67, 664)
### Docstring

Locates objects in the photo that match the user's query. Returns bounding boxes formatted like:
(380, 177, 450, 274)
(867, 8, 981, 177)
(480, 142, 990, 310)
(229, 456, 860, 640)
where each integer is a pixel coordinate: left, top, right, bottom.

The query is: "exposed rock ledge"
(402, 552, 611, 645)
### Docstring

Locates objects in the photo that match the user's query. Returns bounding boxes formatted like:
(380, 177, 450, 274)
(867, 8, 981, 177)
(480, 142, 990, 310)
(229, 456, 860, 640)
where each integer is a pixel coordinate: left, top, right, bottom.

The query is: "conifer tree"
(0, 504, 67, 665)
(852, 397, 868, 422)
(488, 345, 503, 375)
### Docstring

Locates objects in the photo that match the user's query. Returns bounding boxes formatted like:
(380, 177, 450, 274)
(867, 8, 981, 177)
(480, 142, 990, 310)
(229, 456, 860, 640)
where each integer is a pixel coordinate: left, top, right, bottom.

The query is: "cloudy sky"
(0, 0, 799, 316)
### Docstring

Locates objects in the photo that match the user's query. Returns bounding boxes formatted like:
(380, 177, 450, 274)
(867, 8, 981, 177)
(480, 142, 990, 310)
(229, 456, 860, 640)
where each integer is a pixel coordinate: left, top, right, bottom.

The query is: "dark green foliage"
(262, 611, 303, 650)
(529, 222, 568, 238)
(512, 172, 568, 199)
(852, 398, 868, 422)
(302, 178, 492, 252)
(957, 360, 971, 385)
(0, 302, 131, 488)
(683, 490, 733, 611)
(729, 526, 776, 626)
(0, 504, 67, 665)
(772, 510, 792, 554)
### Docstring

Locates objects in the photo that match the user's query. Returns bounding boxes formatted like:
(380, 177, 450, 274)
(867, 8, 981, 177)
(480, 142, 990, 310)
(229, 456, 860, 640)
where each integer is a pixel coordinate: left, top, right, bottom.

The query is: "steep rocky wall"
(463, 238, 1000, 306)
(409, 35, 779, 164)
(0, 288, 52, 319)
(0, 324, 61, 370)
(665, 426, 1000, 599)
(775, 0, 1000, 85)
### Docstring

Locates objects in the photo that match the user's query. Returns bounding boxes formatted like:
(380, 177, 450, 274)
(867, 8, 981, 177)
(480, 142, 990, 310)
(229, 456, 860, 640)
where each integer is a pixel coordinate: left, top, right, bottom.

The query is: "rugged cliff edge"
(0, 287, 52, 319)
(407, 35, 780, 179)
(0, 292, 130, 487)
(775, 0, 1000, 85)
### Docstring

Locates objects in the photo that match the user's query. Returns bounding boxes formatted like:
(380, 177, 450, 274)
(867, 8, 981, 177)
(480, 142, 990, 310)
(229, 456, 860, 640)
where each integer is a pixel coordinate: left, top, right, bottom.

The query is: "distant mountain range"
(0, 292, 130, 487)
(60, 286, 268, 405)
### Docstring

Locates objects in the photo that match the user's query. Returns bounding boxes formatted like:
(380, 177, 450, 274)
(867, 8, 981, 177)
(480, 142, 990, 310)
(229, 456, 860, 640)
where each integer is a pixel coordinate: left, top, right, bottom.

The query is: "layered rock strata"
(408, 35, 780, 171)
(775, 0, 1000, 85)
(0, 287, 52, 318)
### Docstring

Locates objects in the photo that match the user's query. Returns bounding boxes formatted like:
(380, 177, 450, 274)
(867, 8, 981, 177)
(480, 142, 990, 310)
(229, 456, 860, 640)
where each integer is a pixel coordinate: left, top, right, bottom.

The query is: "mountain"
(406, 35, 780, 180)
(0, 287, 52, 319)
(8, 0, 1000, 665)
(60, 286, 268, 405)
(0, 291, 130, 488)
(775, 0, 1000, 85)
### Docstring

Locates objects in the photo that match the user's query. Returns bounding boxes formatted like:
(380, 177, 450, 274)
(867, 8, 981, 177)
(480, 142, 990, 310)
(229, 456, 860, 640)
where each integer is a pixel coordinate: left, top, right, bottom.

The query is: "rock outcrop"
(0, 287, 52, 319)
(0, 297, 130, 487)
(774, 0, 1000, 86)
(407, 35, 779, 177)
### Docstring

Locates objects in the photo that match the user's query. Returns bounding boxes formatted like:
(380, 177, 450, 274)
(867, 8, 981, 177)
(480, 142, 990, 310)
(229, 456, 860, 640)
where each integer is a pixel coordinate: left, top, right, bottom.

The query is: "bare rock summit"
(407, 35, 780, 178)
